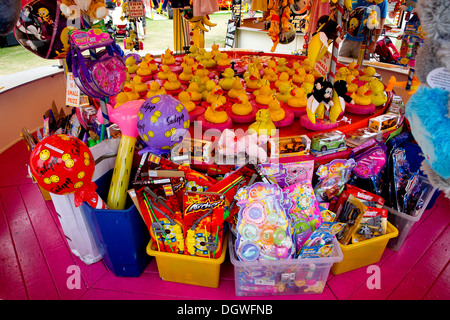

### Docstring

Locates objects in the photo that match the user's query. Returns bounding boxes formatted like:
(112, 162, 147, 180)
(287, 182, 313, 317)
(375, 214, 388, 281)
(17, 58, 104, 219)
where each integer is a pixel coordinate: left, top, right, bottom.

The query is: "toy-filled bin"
(385, 176, 437, 252)
(229, 236, 343, 296)
(82, 169, 151, 277)
(331, 221, 398, 275)
(146, 233, 228, 288)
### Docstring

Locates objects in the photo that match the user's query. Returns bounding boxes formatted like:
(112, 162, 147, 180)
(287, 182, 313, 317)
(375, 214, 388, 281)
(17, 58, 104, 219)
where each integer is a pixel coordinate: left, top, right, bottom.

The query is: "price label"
(65, 72, 80, 107)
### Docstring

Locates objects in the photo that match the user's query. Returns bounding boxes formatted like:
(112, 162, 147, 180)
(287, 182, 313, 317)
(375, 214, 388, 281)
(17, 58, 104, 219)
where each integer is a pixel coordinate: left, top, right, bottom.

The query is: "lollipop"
(29, 134, 107, 209)
(137, 94, 190, 155)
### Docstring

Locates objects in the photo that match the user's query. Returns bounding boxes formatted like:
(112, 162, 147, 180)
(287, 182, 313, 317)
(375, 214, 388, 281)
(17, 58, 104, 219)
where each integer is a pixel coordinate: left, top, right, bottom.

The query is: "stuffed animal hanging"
(405, 0, 450, 198)
(60, 0, 108, 21)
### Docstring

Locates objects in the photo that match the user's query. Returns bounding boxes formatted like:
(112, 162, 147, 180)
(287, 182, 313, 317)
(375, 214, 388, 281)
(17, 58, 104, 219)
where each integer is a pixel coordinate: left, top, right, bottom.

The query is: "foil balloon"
(29, 134, 107, 208)
(14, 0, 73, 59)
(137, 94, 190, 155)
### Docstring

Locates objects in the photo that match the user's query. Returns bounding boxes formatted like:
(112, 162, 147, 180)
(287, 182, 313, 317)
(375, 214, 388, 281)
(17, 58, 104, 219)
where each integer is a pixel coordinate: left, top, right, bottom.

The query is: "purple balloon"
(137, 94, 190, 155)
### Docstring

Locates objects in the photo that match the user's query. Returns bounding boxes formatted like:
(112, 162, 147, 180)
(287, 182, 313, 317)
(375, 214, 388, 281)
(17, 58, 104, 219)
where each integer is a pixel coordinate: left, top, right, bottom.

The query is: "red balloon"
(29, 134, 95, 195)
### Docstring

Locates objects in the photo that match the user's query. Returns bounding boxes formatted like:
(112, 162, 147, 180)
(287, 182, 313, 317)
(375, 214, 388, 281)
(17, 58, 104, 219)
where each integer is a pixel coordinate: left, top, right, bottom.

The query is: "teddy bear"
(60, 0, 108, 21)
(405, 0, 450, 198)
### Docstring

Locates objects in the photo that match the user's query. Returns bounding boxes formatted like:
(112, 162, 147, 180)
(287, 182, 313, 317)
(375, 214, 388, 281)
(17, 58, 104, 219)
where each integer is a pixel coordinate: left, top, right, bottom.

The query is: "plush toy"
(306, 78, 334, 124)
(60, 0, 108, 21)
(405, 0, 450, 198)
(0, 0, 20, 35)
(267, 10, 280, 52)
(217, 129, 269, 164)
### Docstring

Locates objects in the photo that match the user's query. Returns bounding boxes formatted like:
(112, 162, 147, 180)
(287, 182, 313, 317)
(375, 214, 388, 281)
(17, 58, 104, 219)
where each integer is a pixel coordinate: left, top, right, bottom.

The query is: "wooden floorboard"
(0, 140, 448, 300)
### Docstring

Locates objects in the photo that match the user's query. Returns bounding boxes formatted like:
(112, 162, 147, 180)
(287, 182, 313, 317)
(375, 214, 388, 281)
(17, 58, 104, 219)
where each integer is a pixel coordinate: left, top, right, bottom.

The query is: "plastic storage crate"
(331, 221, 398, 275)
(146, 233, 228, 288)
(229, 236, 343, 296)
(82, 169, 151, 277)
(385, 176, 437, 251)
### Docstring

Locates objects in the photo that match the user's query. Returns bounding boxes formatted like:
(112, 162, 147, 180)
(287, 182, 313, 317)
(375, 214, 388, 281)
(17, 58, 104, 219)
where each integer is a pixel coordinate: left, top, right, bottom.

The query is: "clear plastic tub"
(229, 236, 343, 296)
(385, 176, 437, 251)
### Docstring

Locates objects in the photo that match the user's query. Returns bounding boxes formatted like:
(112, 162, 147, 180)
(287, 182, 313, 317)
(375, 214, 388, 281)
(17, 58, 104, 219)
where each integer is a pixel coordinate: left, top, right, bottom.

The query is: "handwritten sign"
(314, 51, 331, 78)
(128, 1, 145, 18)
(225, 20, 237, 49)
(66, 72, 80, 107)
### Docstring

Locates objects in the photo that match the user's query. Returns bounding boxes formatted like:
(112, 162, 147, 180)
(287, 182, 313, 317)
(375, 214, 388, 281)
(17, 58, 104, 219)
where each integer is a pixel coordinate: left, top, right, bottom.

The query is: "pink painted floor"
(1, 140, 449, 300)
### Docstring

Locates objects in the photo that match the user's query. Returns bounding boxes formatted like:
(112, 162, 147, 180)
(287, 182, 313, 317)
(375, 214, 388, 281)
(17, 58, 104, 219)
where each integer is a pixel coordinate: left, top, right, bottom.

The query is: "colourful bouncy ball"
(29, 134, 95, 195)
(137, 94, 190, 155)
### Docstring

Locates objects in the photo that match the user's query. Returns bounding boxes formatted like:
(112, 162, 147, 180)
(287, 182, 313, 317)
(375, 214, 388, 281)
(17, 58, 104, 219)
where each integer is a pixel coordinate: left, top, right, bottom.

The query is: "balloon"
(137, 94, 190, 155)
(0, 0, 21, 35)
(29, 134, 95, 195)
(29, 134, 107, 208)
(14, 0, 72, 59)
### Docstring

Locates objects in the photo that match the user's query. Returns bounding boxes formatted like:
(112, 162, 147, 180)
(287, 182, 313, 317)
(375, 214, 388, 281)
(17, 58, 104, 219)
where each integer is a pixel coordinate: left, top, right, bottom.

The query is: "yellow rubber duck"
(123, 83, 140, 101)
(136, 61, 153, 77)
(254, 84, 275, 106)
(161, 48, 176, 65)
(268, 97, 285, 122)
(275, 82, 293, 104)
(146, 81, 167, 98)
(205, 99, 228, 124)
(287, 61, 301, 77)
(292, 67, 307, 84)
(164, 73, 181, 91)
(186, 82, 203, 102)
(157, 65, 173, 80)
(206, 85, 227, 106)
(335, 66, 351, 82)
(202, 79, 217, 100)
(347, 61, 360, 77)
(263, 67, 278, 83)
(369, 79, 387, 106)
(275, 71, 291, 90)
(301, 74, 315, 95)
(276, 57, 289, 73)
(211, 43, 221, 59)
(346, 74, 358, 94)
(188, 44, 199, 59)
(218, 68, 236, 91)
(231, 92, 253, 116)
(216, 52, 231, 67)
(114, 92, 129, 108)
(248, 109, 277, 136)
(287, 86, 307, 108)
(302, 59, 313, 74)
(195, 48, 206, 63)
(178, 91, 196, 112)
(132, 75, 148, 93)
(351, 85, 372, 105)
(125, 56, 139, 74)
(179, 64, 195, 82)
(244, 63, 260, 82)
(359, 66, 376, 82)
(253, 57, 264, 72)
(246, 74, 263, 91)
(201, 52, 217, 68)
(228, 77, 246, 100)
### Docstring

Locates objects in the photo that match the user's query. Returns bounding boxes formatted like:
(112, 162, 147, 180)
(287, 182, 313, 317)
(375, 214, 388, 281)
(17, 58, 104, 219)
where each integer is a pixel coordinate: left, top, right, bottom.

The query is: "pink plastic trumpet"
(97, 100, 144, 210)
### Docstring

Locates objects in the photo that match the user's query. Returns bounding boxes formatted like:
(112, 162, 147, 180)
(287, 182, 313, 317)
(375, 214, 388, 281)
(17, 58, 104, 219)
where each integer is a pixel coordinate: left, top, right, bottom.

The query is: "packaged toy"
(283, 160, 314, 186)
(284, 181, 323, 256)
(350, 139, 387, 189)
(314, 158, 356, 203)
(368, 113, 400, 133)
(135, 182, 184, 254)
(345, 127, 382, 148)
(334, 194, 367, 245)
(257, 163, 288, 188)
(310, 130, 347, 156)
(67, 23, 126, 98)
(183, 192, 225, 259)
(299, 222, 345, 258)
(234, 183, 294, 261)
(352, 206, 387, 243)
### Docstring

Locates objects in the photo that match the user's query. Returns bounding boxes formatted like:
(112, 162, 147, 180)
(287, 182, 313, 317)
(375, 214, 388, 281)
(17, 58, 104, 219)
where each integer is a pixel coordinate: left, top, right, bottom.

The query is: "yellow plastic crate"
(146, 233, 228, 288)
(331, 221, 398, 275)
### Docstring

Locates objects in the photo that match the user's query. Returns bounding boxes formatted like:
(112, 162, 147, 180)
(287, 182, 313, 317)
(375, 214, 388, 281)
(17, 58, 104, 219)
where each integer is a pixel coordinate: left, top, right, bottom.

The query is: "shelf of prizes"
(26, 43, 439, 295)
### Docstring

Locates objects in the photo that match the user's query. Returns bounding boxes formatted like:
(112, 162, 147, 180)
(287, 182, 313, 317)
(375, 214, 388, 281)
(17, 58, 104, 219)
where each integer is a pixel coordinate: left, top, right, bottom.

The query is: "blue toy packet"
(298, 222, 345, 258)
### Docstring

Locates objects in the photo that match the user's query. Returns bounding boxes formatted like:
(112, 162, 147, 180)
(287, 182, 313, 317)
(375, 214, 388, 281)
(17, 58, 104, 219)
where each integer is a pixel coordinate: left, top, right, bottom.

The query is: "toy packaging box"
(368, 113, 400, 133)
(269, 135, 311, 159)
